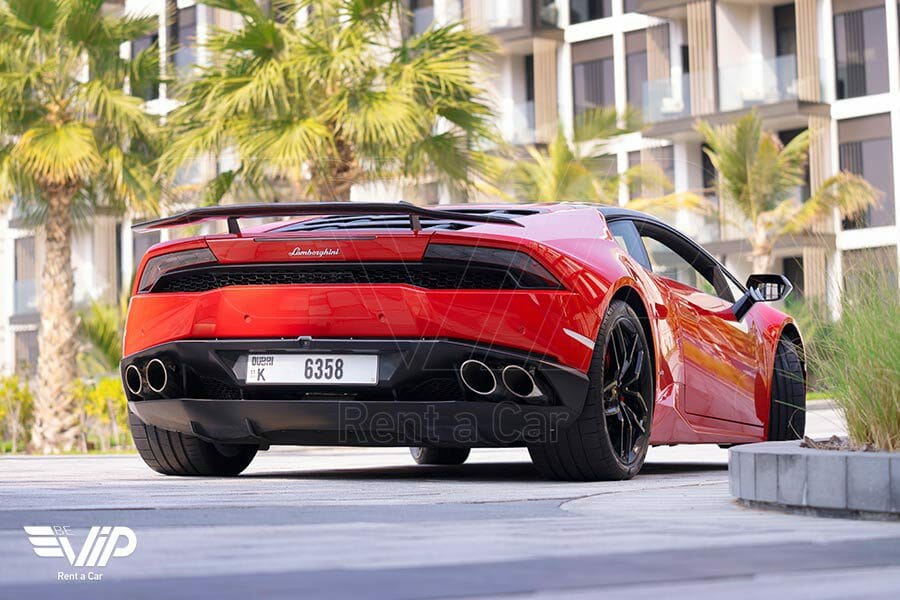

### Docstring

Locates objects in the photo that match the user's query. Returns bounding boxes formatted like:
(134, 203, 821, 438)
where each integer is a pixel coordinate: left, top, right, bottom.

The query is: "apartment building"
(463, 0, 900, 312)
(1, 0, 897, 373)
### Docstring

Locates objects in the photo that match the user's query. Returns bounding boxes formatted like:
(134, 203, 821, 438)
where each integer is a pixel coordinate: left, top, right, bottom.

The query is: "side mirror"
(746, 274, 793, 302)
(733, 274, 793, 320)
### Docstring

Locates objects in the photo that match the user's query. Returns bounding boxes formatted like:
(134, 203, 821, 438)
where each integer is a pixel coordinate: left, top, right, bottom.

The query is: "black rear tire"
(129, 412, 258, 476)
(767, 338, 806, 441)
(528, 300, 654, 481)
(409, 446, 470, 465)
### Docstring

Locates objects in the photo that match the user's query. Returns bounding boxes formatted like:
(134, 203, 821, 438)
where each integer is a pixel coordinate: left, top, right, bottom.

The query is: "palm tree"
(503, 107, 703, 213)
(159, 0, 498, 204)
(696, 111, 878, 273)
(0, 0, 161, 452)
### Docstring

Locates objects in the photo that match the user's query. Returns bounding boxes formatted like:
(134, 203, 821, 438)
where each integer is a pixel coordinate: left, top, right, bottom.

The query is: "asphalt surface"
(2, 403, 899, 600)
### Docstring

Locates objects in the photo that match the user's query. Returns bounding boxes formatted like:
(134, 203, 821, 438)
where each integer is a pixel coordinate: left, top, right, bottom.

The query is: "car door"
(629, 221, 764, 428)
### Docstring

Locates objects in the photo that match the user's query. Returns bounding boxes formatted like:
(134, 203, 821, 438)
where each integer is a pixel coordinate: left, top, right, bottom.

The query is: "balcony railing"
(536, 1, 561, 27)
(507, 100, 537, 145)
(643, 73, 691, 123)
(485, 0, 525, 30)
(718, 54, 800, 113)
(14, 280, 37, 315)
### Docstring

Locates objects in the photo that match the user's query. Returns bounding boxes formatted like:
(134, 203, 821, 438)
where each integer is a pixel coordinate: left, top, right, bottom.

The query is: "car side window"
(634, 222, 737, 303)
(607, 220, 651, 270)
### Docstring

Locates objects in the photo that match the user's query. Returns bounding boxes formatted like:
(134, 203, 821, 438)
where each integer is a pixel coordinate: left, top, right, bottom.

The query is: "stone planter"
(729, 441, 900, 517)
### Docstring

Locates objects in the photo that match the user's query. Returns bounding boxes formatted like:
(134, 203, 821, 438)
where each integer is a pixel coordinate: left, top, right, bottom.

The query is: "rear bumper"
(129, 398, 579, 447)
(123, 338, 589, 447)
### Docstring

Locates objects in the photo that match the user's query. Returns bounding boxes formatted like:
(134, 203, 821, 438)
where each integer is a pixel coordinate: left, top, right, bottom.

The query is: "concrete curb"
(729, 441, 900, 516)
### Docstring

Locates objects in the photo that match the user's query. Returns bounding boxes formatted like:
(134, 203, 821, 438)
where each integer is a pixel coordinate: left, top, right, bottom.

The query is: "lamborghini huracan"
(121, 202, 806, 480)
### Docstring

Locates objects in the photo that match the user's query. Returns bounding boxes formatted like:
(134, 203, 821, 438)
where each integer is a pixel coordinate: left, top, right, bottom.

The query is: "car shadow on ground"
(242, 461, 726, 482)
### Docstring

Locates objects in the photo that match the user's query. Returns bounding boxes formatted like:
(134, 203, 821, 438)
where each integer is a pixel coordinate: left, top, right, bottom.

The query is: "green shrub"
(784, 296, 834, 394)
(815, 272, 900, 451)
(0, 375, 33, 453)
(72, 377, 130, 452)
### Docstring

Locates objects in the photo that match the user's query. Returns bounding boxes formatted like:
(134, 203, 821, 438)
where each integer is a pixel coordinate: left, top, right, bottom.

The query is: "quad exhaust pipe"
(459, 361, 545, 401)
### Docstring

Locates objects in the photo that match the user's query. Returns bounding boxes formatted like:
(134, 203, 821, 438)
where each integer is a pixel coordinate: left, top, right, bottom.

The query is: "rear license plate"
(244, 354, 378, 385)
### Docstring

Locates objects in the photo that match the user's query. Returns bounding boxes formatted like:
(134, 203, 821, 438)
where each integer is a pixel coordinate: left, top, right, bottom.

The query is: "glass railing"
(718, 54, 799, 113)
(507, 100, 536, 145)
(486, 0, 524, 30)
(692, 192, 723, 244)
(642, 73, 691, 123)
(14, 280, 37, 315)
(536, 1, 561, 27)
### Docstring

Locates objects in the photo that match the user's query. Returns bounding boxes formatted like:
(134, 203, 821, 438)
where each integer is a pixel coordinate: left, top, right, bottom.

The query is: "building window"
(842, 246, 898, 293)
(840, 137, 895, 229)
(782, 256, 804, 298)
(171, 5, 197, 79)
(410, 0, 434, 35)
(573, 58, 614, 114)
(778, 128, 810, 200)
(130, 33, 159, 101)
(774, 4, 796, 56)
(624, 0, 639, 13)
(838, 114, 895, 229)
(626, 51, 647, 110)
(570, 0, 611, 24)
(834, 5, 889, 99)
(624, 30, 647, 112)
(14, 329, 38, 375)
(14, 237, 37, 316)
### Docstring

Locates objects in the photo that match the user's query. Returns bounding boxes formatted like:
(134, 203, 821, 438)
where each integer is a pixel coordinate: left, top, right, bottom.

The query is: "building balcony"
(718, 54, 805, 113)
(475, 0, 563, 46)
(643, 73, 691, 123)
(485, 0, 525, 29)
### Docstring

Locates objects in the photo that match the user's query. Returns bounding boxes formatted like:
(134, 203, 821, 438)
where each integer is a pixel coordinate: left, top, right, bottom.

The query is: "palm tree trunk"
(108, 398, 120, 447)
(30, 185, 79, 453)
(751, 253, 775, 274)
(316, 135, 356, 202)
(751, 229, 775, 274)
(11, 413, 19, 454)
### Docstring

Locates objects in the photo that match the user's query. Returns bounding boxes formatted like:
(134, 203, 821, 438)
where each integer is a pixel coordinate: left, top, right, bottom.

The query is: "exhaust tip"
(145, 358, 168, 394)
(502, 365, 539, 399)
(460, 360, 497, 396)
(124, 364, 143, 395)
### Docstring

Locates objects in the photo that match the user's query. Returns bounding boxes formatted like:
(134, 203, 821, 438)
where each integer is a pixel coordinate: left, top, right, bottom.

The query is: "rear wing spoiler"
(132, 201, 525, 235)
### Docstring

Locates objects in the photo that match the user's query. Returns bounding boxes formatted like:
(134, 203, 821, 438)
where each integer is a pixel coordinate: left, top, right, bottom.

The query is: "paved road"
(2, 404, 898, 599)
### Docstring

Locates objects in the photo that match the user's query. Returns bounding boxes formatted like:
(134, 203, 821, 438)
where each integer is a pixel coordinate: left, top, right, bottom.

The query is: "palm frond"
(626, 191, 710, 215)
(78, 299, 124, 374)
(14, 122, 102, 185)
(574, 105, 642, 144)
(777, 171, 879, 235)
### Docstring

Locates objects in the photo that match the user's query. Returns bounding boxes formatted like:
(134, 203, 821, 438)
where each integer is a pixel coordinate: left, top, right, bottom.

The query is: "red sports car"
(122, 203, 806, 480)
